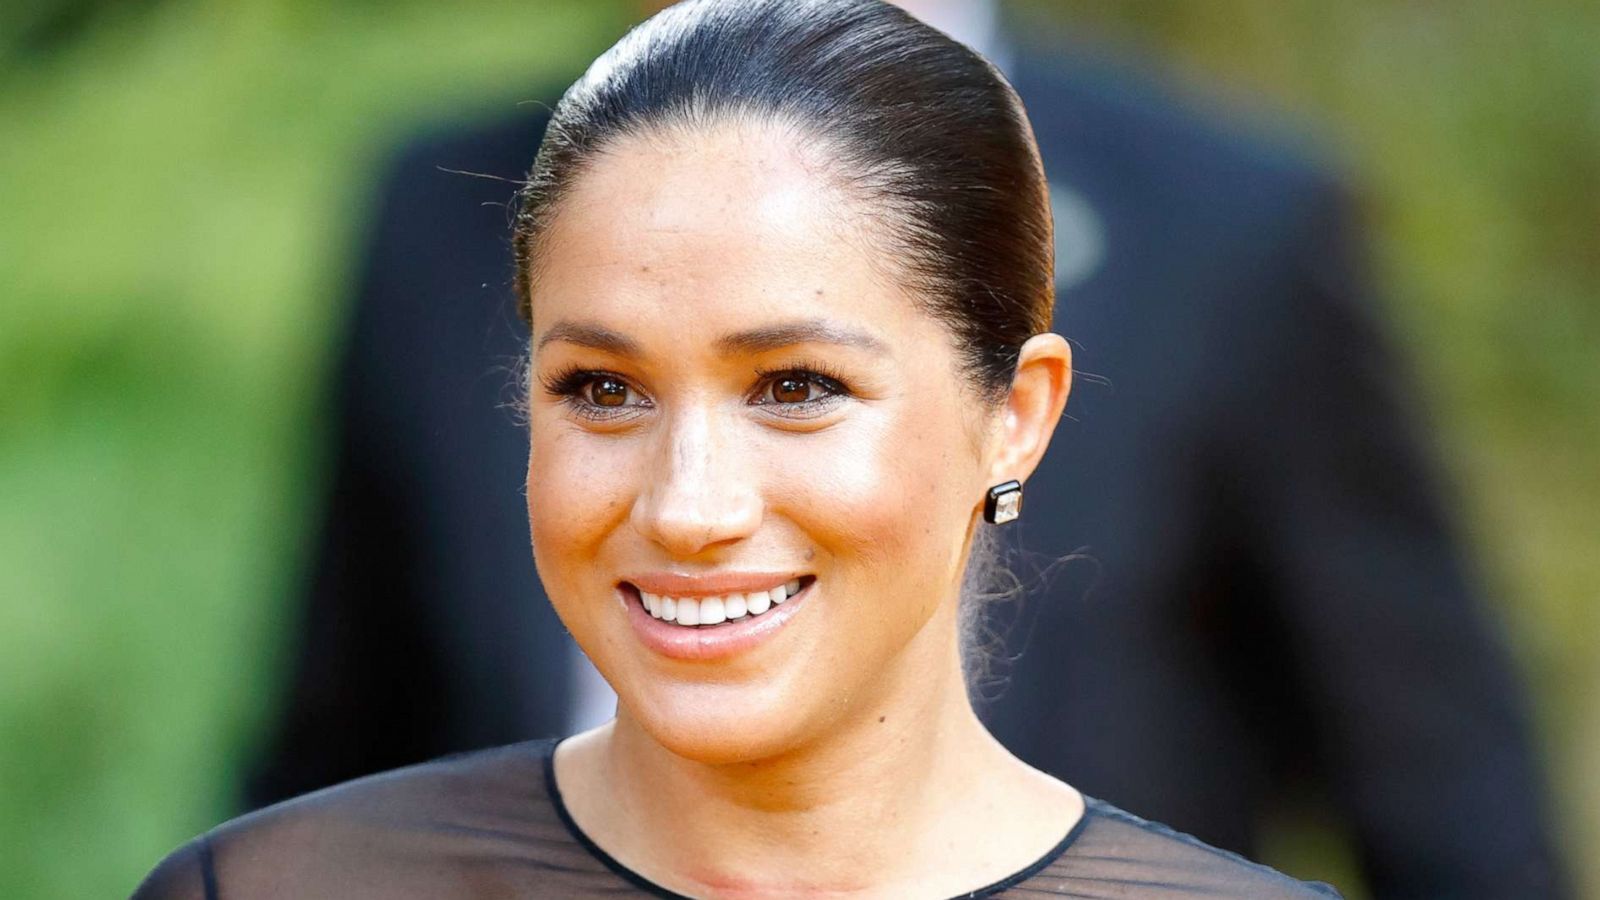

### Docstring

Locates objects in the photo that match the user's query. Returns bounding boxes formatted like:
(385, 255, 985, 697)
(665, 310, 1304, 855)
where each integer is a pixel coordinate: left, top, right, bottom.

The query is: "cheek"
(776, 402, 977, 595)
(526, 423, 634, 577)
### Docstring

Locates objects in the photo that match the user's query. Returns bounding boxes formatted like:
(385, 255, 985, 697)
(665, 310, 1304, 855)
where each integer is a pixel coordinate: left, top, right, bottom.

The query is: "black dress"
(135, 740, 1340, 899)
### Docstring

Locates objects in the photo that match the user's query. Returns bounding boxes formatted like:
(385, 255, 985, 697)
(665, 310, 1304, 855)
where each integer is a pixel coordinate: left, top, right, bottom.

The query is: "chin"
(623, 676, 835, 767)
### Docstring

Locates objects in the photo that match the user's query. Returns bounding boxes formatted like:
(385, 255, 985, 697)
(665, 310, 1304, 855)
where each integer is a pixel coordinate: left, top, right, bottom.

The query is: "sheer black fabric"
(135, 740, 1339, 898)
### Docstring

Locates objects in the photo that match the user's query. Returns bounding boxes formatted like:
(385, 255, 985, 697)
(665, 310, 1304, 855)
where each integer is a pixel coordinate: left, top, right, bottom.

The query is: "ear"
(985, 333, 1072, 488)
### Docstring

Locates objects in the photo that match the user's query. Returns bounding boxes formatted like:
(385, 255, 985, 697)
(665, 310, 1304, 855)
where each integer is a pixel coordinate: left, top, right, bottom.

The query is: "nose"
(630, 405, 763, 558)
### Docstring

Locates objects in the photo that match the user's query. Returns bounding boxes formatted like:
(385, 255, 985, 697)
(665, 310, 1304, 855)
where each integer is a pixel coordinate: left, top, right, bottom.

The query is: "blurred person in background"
(242, 0, 1568, 895)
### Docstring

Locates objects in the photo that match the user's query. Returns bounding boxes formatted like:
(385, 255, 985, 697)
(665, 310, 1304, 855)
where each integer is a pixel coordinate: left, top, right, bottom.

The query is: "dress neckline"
(539, 737, 1092, 899)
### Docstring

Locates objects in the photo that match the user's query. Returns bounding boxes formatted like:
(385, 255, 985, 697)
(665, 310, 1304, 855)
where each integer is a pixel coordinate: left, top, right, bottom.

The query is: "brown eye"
(754, 370, 846, 413)
(772, 376, 812, 404)
(589, 377, 630, 407)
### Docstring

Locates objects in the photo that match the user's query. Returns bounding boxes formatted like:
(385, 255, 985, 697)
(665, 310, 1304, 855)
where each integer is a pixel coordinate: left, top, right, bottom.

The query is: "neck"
(555, 599, 1080, 898)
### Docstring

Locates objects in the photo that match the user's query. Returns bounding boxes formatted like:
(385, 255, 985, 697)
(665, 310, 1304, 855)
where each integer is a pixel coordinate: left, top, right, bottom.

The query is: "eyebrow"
(535, 317, 888, 357)
(535, 321, 642, 356)
(714, 319, 889, 355)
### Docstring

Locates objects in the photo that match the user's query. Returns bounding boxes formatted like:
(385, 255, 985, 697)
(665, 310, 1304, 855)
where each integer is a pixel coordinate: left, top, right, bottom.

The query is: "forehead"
(528, 120, 923, 340)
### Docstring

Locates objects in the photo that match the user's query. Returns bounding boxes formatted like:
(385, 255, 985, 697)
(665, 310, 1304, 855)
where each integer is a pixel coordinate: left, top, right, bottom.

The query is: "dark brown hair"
(512, 0, 1054, 401)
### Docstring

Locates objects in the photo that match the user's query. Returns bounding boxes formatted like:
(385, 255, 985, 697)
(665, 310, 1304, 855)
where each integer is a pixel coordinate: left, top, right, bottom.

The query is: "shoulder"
(1009, 35, 1345, 264)
(130, 838, 214, 900)
(1013, 35, 1338, 195)
(353, 104, 557, 295)
(358, 109, 551, 281)
(381, 109, 552, 208)
(1022, 797, 1343, 898)
(131, 741, 563, 900)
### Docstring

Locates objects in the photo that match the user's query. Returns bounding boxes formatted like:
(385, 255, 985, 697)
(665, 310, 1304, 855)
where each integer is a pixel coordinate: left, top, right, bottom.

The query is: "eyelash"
(751, 361, 852, 417)
(539, 367, 647, 423)
(539, 361, 853, 422)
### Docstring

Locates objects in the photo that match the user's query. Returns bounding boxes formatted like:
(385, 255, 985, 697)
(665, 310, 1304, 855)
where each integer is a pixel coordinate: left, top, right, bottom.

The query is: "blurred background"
(0, 1, 1594, 897)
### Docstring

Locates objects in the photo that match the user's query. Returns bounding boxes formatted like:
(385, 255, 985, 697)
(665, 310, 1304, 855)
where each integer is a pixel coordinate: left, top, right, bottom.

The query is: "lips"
(639, 578, 802, 627)
(619, 574, 816, 661)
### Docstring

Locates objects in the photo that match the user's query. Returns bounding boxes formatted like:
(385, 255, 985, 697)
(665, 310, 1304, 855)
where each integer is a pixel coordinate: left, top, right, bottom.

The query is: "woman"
(137, 1, 1339, 896)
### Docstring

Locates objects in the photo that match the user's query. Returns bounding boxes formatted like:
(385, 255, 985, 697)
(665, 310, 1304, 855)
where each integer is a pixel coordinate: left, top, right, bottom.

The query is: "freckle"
(814, 288, 824, 296)
(878, 715, 886, 723)
(640, 265, 651, 273)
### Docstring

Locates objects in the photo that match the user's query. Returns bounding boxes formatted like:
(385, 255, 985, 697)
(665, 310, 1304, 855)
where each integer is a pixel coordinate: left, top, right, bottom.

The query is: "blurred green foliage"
(1, 1, 1595, 897)
(0, 2, 626, 896)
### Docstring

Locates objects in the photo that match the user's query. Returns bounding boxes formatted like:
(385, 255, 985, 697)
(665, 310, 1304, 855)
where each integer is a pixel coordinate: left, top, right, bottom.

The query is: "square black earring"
(984, 480, 1023, 525)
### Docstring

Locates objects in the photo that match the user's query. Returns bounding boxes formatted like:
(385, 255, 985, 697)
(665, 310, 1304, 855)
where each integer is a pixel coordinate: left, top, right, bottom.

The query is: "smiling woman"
(133, 1, 1339, 897)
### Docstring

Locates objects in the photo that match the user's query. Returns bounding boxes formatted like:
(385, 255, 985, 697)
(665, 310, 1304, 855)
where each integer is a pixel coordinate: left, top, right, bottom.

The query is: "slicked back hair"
(512, 0, 1054, 402)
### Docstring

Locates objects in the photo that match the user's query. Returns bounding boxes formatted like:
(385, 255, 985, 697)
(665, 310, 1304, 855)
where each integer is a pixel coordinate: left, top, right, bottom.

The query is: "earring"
(984, 480, 1023, 525)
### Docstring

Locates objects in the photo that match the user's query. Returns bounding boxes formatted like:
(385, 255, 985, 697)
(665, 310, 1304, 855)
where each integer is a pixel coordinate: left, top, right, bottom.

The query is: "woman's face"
(525, 121, 1000, 762)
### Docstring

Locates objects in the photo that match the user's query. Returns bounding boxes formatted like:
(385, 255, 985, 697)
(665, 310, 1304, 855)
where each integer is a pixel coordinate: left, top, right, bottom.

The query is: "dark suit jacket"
(245, 46, 1567, 899)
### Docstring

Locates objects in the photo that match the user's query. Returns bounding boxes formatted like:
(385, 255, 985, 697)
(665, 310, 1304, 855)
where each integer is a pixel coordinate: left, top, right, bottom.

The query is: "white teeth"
(643, 580, 805, 627)
(700, 596, 727, 625)
(674, 597, 701, 626)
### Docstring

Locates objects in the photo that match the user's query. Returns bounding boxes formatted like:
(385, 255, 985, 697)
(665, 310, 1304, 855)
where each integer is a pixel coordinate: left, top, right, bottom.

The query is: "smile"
(620, 573, 817, 660)
(636, 577, 810, 628)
